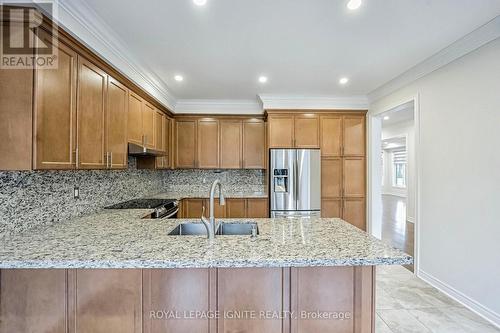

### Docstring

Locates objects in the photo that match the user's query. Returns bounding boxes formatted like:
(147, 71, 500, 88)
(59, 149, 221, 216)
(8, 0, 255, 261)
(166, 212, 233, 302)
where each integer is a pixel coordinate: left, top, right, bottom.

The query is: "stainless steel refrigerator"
(270, 149, 321, 217)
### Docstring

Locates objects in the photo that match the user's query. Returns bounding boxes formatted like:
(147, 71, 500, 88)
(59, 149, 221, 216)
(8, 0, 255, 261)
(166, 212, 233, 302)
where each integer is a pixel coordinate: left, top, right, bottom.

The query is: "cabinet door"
(321, 158, 342, 198)
(220, 120, 242, 169)
(143, 269, 212, 333)
(143, 102, 155, 149)
(0, 56, 32, 170)
(197, 119, 219, 168)
(247, 198, 268, 218)
(243, 120, 266, 169)
(343, 158, 365, 197)
(343, 115, 365, 156)
(71, 269, 142, 333)
(203, 198, 226, 218)
(217, 268, 284, 333)
(77, 57, 107, 169)
(154, 110, 164, 151)
(268, 115, 294, 148)
(320, 115, 342, 157)
(164, 117, 171, 168)
(343, 198, 366, 230)
(321, 199, 342, 218)
(226, 199, 247, 218)
(291, 267, 374, 332)
(0, 269, 68, 333)
(294, 114, 319, 148)
(183, 199, 204, 218)
(127, 92, 143, 145)
(175, 120, 196, 168)
(33, 33, 77, 170)
(106, 77, 128, 169)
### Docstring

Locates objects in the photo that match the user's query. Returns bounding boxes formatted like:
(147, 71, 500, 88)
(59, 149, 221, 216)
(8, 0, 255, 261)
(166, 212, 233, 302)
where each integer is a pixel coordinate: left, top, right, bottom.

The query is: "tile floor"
(376, 265, 500, 332)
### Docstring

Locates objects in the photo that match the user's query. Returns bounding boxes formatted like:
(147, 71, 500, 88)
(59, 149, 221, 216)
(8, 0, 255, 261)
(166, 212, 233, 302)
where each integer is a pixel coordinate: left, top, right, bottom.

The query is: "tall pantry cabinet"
(266, 111, 366, 230)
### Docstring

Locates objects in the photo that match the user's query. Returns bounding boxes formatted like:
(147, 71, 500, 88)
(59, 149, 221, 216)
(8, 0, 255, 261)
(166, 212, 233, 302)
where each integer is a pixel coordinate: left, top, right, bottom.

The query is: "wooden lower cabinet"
(321, 199, 342, 218)
(143, 269, 214, 333)
(246, 198, 268, 218)
(71, 269, 142, 333)
(0, 269, 68, 333)
(181, 198, 268, 218)
(226, 198, 247, 218)
(217, 268, 286, 333)
(0, 267, 374, 333)
(291, 266, 374, 333)
(343, 198, 366, 231)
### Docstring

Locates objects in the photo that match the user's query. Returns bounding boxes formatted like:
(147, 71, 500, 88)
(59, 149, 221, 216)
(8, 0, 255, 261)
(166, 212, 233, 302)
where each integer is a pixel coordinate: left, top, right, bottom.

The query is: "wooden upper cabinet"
(321, 158, 342, 198)
(77, 57, 107, 169)
(72, 269, 142, 333)
(142, 102, 155, 149)
(106, 77, 128, 169)
(175, 120, 196, 168)
(268, 115, 294, 148)
(197, 119, 219, 168)
(294, 114, 319, 148)
(127, 92, 143, 145)
(343, 157, 365, 197)
(154, 110, 164, 151)
(343, 115, 365, 156)
(220, 120, 242, 169)
(320, 115, 342, 157)
(33, 33, 77, 170)
(163, 117, 172, 168)
(243, 120, 266, 169)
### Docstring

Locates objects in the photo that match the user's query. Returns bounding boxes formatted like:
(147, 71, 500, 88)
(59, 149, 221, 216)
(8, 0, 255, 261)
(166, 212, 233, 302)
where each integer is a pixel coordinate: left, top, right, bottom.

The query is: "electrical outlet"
(74, 186, 80, 199)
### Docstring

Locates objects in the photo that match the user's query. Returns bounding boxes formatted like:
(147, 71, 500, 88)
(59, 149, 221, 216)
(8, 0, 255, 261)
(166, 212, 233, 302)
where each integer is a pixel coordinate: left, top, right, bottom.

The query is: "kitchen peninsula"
(0, 202, 411, 333)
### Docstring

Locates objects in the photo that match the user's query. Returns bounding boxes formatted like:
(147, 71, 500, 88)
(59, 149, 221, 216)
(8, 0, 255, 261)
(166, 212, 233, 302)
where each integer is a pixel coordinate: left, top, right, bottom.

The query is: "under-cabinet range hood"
(127, 142, 166, 157)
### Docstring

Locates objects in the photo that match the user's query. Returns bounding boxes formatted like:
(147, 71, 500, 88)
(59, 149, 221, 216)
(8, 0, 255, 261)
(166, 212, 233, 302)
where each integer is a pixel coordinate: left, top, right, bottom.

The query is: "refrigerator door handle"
(295, 155, 299, 203)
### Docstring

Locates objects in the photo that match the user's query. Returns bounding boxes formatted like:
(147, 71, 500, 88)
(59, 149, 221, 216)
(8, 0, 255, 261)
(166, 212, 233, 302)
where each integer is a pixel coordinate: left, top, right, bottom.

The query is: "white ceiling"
(79, 0, 500, 103)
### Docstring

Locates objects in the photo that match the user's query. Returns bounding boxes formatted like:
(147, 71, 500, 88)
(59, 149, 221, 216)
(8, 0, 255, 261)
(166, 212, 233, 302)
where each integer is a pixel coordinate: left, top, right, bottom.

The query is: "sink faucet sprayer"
(201, 179, 225, 239)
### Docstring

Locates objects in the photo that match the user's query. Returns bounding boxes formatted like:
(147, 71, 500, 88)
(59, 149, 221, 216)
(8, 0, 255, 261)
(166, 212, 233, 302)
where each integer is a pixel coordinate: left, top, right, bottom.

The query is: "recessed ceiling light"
(258, 76, 268, 83)
(347, 0, 362, 10)
(174, 75, 184, 82)
(193, 0, 207, 6)
(339, 77, 349, 85)
(383, 116, 390, 120)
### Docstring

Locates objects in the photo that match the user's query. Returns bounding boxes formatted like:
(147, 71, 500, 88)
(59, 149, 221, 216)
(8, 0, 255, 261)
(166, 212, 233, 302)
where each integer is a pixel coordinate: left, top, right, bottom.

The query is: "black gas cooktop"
(105, 198, 176, 209)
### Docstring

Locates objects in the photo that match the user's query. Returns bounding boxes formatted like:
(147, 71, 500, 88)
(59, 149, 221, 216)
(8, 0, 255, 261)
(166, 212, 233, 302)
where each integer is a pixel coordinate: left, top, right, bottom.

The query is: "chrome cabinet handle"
(75, 147, 79, 169)
(109, 152, 113, 168)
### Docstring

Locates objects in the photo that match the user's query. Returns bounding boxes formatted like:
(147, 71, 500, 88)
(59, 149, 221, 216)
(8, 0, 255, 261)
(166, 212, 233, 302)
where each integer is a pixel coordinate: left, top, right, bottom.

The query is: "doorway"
(368, 98, 419, 273)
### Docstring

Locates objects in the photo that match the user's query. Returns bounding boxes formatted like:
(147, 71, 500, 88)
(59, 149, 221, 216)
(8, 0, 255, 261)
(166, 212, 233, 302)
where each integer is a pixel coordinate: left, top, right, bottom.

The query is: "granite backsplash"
(0, 160, 266, 235)
(163, 169, 266, 194)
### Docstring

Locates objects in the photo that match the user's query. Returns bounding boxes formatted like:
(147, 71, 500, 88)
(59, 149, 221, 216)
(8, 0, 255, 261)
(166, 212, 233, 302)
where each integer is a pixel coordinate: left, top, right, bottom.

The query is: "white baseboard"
(418, 269, 500, 328)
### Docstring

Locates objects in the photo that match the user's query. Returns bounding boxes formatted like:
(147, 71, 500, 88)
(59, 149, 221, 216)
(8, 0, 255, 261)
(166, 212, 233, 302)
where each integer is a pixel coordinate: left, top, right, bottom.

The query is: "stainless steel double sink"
(168, 222, 258, 236)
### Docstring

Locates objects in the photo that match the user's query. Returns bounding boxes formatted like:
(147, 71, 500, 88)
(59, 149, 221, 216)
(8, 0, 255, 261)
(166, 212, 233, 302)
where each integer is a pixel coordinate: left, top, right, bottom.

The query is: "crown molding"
(369, 16, 500, 102)
(258, 94, 369, 110)
(175, 99, 263, 114)
(56, 0, 176, 110)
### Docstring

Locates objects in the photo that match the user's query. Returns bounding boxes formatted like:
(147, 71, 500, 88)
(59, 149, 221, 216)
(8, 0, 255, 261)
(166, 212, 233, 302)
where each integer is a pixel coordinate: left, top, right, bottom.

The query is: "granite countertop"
(0, 208, 412, 269)
(148, 190, 268, 199)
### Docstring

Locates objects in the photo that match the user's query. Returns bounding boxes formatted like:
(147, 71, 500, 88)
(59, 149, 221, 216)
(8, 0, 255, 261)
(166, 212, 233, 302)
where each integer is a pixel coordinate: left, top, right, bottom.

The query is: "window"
(392, 149, 406, 188)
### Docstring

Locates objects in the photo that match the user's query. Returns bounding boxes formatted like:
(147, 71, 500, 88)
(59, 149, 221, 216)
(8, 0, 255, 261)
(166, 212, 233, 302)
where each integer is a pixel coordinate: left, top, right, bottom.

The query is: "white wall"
(382, 120, 416, 222)
(369, 38, 500, 325)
